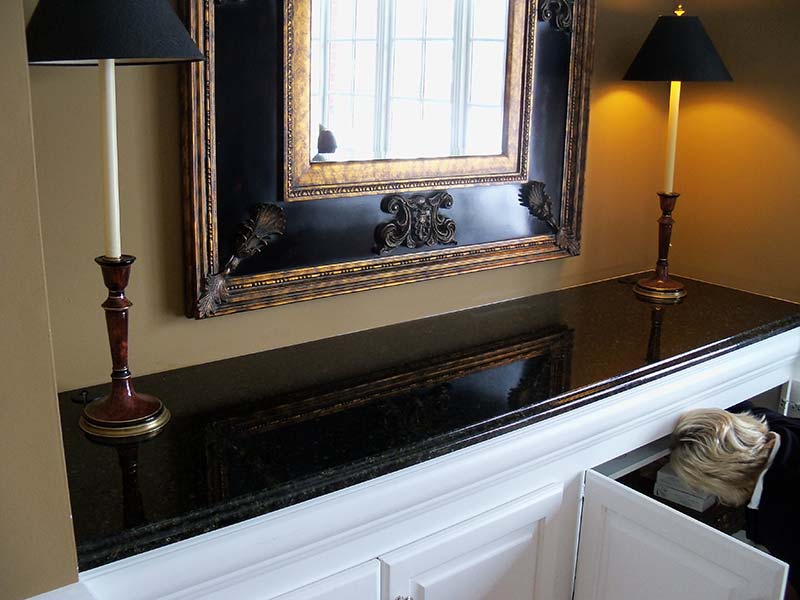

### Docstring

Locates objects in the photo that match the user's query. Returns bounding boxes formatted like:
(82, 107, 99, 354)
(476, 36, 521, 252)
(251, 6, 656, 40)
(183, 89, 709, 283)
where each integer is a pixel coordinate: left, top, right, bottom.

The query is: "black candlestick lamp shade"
(26, 0, 204, 65)
(624, 16, 732, 82)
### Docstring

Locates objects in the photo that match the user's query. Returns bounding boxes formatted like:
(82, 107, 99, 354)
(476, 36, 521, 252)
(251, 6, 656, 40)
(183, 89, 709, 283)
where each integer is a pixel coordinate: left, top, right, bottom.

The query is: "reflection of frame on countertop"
(205, 326, 574, 502)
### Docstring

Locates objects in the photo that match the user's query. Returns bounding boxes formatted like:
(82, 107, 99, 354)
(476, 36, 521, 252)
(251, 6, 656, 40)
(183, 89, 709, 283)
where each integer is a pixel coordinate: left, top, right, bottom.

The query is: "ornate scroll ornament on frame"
(538, 0, 574, 33)
(197, 203, 287, 318)
(374, 191, 457, 255)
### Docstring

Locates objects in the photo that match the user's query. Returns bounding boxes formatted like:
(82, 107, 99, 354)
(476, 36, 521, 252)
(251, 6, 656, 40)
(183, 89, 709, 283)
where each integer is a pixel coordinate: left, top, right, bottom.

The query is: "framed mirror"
(286, 0, 534, 199)
(182, 0, 596, 318)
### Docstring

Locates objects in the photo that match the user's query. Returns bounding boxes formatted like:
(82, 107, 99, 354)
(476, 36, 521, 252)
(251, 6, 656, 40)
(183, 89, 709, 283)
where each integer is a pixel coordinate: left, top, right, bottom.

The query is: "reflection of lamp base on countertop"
(78, 256, 171, 440)
(634, 191, 687, 304)
(634, 276, 686, 304)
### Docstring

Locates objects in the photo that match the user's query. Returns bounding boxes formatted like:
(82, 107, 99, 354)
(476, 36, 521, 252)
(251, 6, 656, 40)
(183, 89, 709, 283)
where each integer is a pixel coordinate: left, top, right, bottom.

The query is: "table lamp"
(26, 0, 203, 439)
(624, 4, 731, 303)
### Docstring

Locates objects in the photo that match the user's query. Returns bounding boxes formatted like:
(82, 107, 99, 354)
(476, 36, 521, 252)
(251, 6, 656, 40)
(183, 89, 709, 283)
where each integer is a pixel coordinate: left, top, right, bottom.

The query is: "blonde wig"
(670, 408, 772, 506)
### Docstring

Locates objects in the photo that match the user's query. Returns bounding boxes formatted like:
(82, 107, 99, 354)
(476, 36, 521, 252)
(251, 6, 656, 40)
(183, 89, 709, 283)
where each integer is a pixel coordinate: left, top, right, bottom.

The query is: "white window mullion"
(372, 0, 387, 159)
(320, 0, 332, 129)
(420, 0, 429, 112)
(349, 0, 359, 131)
(452, 0, 471, 155)
(376, 0, 395, 159)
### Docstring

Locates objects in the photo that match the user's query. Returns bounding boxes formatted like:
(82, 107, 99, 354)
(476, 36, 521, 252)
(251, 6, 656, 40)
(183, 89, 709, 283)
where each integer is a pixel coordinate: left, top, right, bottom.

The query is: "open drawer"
(575, 439, 789, 600)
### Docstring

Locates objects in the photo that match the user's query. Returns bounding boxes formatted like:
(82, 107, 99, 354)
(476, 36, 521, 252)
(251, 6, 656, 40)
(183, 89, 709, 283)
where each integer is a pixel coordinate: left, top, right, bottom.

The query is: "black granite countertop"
(59, 275, 800, 570)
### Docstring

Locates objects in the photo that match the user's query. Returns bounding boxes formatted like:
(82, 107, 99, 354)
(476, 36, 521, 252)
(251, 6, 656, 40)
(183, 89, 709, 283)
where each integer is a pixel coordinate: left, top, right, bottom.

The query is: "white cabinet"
(274, 561, 380, 600)
(574, 470, 788, 600)
(380, 484, 562, 600)
(378, 465, 790, 600)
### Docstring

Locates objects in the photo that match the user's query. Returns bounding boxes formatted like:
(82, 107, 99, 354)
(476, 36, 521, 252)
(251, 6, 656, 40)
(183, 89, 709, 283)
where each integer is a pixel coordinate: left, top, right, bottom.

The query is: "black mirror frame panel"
(181, 0, 596, 318)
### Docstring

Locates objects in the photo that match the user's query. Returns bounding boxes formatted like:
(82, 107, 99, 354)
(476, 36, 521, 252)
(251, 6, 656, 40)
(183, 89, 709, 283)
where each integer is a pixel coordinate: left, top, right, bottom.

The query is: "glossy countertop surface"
(58, 276, 800, 570)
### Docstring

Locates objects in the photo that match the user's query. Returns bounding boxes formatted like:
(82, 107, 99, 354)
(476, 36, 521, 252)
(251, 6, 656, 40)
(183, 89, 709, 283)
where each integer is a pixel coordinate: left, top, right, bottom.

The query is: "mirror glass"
(310, 0, 510, 163)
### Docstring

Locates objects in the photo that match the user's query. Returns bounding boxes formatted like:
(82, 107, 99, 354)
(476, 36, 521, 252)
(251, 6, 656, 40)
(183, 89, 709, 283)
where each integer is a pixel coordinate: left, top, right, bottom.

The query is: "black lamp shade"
(624, 16, 732, 82)
(26, 0, 204, 65)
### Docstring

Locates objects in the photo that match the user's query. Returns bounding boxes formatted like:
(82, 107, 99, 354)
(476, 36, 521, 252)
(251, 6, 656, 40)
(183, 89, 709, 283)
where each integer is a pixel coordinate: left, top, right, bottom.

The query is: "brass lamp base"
(79, 396, 171, 440)
(633, 275, 686, 304)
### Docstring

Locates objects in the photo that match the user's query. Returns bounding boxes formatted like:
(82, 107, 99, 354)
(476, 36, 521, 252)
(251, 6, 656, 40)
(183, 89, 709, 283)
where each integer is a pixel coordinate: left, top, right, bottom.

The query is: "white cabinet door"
(380, 483, 563, 600)
(273, 560, 380, 600)
(574, 470, 788, 600)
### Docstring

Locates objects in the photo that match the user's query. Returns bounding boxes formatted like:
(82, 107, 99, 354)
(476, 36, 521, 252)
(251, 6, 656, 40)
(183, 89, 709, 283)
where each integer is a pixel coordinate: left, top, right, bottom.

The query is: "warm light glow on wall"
(681, 94, 799, 147)
(592, 87, 661, 119)
(584, 84, 666, 207)
(670, 90, 800, 301)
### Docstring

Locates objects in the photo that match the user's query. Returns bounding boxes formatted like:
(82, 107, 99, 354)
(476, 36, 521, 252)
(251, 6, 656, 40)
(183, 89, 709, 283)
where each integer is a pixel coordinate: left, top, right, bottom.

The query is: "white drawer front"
(273, 560, 380, 600)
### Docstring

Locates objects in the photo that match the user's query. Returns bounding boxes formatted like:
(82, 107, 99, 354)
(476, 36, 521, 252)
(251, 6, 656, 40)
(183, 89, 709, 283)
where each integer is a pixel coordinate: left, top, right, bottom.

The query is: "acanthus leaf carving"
(556, 227, 580, 256)
(197, 203, 287, 318)
(519, 180, 558, 233)
(520, 180, 580, 255)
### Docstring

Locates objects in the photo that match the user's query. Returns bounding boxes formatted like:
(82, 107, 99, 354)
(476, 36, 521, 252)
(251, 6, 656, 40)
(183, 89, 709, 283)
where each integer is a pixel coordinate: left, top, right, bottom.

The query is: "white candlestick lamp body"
(99, 59, 122, 259)
(663, 80, 682, 194)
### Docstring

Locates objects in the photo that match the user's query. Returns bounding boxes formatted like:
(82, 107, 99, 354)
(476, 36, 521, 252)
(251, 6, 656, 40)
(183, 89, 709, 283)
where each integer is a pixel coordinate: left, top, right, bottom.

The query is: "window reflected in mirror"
(310, 0, 510, 163)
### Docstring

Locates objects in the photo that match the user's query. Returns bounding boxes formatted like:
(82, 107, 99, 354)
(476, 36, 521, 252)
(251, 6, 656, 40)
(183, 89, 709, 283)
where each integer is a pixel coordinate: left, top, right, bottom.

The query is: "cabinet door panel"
(574, 470, 788, 600)
(410, 526, 537, 600)
(381, 483, 563, 600)
(273, 560, 380, 600)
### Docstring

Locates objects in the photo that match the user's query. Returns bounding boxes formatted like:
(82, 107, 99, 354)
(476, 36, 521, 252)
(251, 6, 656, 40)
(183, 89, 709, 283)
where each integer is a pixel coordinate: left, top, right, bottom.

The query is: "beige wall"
(29, 0, 672, 392)
(668, 0, 800, 301)
(0, 2, 78, 598)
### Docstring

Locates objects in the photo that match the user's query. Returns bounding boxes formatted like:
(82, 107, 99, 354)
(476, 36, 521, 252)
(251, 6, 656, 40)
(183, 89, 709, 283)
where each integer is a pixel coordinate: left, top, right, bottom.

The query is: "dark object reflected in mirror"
(312, 124, 338, 161)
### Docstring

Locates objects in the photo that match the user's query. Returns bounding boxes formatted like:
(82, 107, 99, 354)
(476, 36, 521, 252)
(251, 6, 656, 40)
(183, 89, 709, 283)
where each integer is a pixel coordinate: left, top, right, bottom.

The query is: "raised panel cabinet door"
(380, 483, 563, 600)
(272, 560, 380, 600)
(574, 470, 788, 600)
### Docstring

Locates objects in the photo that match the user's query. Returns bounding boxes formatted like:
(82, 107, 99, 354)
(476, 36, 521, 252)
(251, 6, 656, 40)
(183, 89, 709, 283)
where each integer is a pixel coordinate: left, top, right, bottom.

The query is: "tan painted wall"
(28, 0, 670, 392)
(668, 0, 800, 302)
(0, 2, 78, 598)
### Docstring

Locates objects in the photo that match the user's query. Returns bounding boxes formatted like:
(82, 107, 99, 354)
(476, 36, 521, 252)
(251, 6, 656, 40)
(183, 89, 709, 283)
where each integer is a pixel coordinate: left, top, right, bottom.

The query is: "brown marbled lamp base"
(634, 191, 687, 304)
(79, 255, 170, 440)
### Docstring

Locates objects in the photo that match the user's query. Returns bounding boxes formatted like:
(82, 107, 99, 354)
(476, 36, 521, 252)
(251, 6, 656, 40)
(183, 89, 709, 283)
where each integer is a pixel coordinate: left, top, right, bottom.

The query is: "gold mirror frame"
(285, 0, 535, 200)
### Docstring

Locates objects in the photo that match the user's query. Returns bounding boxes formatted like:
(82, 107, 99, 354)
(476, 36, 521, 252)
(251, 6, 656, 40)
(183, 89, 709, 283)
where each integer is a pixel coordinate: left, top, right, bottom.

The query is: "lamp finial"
(674, 4, 686, 17)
